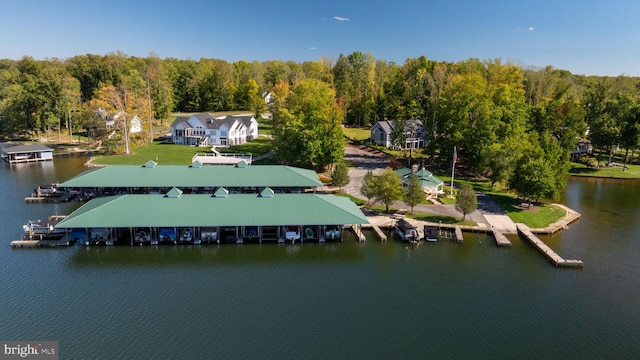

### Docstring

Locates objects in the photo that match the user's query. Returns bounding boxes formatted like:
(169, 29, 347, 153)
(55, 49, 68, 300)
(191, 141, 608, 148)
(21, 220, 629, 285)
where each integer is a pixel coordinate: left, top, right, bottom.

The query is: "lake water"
(1, 156, 639, 359)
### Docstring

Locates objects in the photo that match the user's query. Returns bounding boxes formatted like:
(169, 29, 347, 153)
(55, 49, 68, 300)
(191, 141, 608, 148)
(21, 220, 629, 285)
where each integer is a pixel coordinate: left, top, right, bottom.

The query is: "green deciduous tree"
(373, 168, 403, 213)
(360, 170, 377, 205)
(404, 174, 424, 214)
(455, 182, 477, 220)
(271, 78, 343, 170)
(331, 163, 350, 191)
(510, 153, 556, 207)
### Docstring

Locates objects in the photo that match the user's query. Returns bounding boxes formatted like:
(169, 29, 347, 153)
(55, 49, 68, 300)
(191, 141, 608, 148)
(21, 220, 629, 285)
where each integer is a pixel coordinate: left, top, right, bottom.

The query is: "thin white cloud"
(528, 27, 535, 31)
(333, 16, 350, 21)
(310, 47, 316, 50)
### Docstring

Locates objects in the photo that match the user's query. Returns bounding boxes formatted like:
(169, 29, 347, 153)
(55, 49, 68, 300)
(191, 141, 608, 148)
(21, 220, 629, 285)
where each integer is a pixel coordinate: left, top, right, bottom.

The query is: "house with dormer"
(370, 120, 425, 149)
(170, 114, 259, 147)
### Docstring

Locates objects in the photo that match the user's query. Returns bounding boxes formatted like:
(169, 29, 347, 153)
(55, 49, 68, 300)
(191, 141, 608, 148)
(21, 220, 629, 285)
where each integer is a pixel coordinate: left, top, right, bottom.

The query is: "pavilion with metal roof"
(58, 161, 323, 196)
(55, 187, 368, 245)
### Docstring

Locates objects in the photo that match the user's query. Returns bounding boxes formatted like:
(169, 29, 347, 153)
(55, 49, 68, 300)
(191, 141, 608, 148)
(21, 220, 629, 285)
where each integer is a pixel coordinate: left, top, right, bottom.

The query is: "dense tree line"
(2, 51, 640, 200)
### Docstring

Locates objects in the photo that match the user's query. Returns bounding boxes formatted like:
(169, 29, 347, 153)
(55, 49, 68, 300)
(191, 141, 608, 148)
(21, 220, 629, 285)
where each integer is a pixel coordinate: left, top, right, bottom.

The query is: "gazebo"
(395, 166, 444, 197)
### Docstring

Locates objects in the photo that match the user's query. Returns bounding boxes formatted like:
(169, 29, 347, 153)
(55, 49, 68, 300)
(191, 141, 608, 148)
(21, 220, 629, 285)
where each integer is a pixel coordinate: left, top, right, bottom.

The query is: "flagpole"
(450, 146, 456, 197)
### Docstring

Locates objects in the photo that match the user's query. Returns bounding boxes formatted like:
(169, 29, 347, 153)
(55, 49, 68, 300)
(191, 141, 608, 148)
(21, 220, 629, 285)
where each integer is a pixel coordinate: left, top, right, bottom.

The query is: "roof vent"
(165, 187, 183, 198)
(213, 187, 229, 198)
(143, 160, 158, 168)
(259, 187, 275, 198)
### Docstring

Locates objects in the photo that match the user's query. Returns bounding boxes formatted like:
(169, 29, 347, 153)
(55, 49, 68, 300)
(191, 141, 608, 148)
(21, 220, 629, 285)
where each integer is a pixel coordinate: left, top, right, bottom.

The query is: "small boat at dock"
(395, 219, 419, 243)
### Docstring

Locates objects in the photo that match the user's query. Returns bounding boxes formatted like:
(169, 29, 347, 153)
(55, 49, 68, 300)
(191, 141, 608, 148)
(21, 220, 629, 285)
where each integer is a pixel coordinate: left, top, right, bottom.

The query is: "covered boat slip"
(1, 144, 53, 163)
(57, 161, 323, 196)
(54, 188, 368, 245)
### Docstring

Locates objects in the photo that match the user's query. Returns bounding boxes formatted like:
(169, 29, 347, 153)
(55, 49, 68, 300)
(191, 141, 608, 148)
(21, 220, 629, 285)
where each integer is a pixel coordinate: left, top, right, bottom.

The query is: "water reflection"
(68, 242, 366, 268)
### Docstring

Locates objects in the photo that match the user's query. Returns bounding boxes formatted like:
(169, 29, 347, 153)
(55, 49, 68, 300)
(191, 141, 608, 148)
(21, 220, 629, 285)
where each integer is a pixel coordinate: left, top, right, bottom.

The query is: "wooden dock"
(454, 226, 464, 242)
(516, 223, 583, 268)
(371, 225, 387, 242)
(349, 224, 366, 242)
(11, 237, 73, 248)
(492, 227, 512, 247)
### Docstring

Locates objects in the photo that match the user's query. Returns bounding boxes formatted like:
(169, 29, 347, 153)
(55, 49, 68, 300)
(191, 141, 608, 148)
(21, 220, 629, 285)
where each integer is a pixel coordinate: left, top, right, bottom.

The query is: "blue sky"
(1, 0, 639, 76)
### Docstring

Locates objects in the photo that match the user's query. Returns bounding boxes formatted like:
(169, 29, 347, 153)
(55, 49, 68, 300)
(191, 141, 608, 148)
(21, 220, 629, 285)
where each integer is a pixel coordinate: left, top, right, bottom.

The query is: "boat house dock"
(49, 187, 369, 246)
(1, 144, 53, 163)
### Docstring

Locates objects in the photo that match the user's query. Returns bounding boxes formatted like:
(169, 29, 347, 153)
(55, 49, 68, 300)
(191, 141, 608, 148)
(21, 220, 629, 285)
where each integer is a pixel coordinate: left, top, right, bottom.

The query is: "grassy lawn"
(408, 213, 476, 226)
(257, 117, 273, 135)
(91, 141, 201, 165)
(217, 136, 272, 156)
(91, 135, 273, 166)
(569, 162, 640, 179)
(342, 127, 371, 141)
(485, 191, 565, 228)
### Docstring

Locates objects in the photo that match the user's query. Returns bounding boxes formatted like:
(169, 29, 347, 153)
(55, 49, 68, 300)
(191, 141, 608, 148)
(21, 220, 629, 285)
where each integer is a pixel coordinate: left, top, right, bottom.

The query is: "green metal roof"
(59, 163, 323, 188)
(55, 192, 369, 228)
(395, 167, 443, 188)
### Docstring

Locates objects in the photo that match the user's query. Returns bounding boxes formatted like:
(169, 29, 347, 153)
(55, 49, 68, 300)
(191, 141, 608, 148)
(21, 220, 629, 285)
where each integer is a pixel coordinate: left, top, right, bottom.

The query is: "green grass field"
(485, 191, 565, 228)
(570, 162, 640, 178)
(91, 135, 273, 166)
(341, 127, 371, 141)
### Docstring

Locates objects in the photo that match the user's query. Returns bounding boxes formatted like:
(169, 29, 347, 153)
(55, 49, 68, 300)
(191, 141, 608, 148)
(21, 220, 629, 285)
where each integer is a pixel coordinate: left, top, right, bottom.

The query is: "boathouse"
(53, 187, 369, 245)
(1, 144, 53, 163)
(58, 161, 323, 197)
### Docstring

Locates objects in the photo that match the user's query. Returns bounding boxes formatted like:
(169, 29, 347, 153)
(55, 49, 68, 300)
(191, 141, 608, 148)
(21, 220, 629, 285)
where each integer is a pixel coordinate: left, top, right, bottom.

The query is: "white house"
(370, 120, 425, 149)
(129, 115, 143, 133)
(171, 113, 259, 147)
(95, 109, 143, 134)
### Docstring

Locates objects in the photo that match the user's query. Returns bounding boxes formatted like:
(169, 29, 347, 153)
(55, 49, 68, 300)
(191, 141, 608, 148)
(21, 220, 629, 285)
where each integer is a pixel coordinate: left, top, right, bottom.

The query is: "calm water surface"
(1, 157, 639, 359)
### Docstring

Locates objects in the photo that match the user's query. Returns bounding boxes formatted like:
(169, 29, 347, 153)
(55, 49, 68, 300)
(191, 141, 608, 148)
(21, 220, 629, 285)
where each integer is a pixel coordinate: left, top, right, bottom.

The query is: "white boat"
(285, 226, 301, 241)
(22, 220, 65, 237)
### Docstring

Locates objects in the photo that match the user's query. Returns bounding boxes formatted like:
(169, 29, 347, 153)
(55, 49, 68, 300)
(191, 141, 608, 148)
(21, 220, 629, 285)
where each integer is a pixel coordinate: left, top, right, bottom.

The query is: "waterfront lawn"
(91, 141, 201, 165)
(91, 136, 273, 166)
(486, 191, 565, 228)
(570, 162, 640, 179)
(217, 136, 272, 156)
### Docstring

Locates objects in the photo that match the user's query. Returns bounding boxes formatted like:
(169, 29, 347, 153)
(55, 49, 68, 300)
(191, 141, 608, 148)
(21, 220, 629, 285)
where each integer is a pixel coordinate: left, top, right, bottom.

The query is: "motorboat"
(285, 226, 301, 242)
(395, 219, 419, 243)
(325, 225, 341, 240)
(179, 228, 193, 243)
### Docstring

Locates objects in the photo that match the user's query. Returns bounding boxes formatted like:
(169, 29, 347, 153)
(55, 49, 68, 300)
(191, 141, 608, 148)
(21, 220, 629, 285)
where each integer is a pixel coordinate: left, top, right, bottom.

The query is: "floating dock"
(516, 223, 583, 268)
(11, 237, 74, 248)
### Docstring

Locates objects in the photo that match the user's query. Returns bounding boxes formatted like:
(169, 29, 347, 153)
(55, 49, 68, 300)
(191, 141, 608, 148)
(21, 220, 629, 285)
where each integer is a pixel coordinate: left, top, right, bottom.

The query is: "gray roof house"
(171, 114, 258, 147)
(370, 120, 425, 149)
